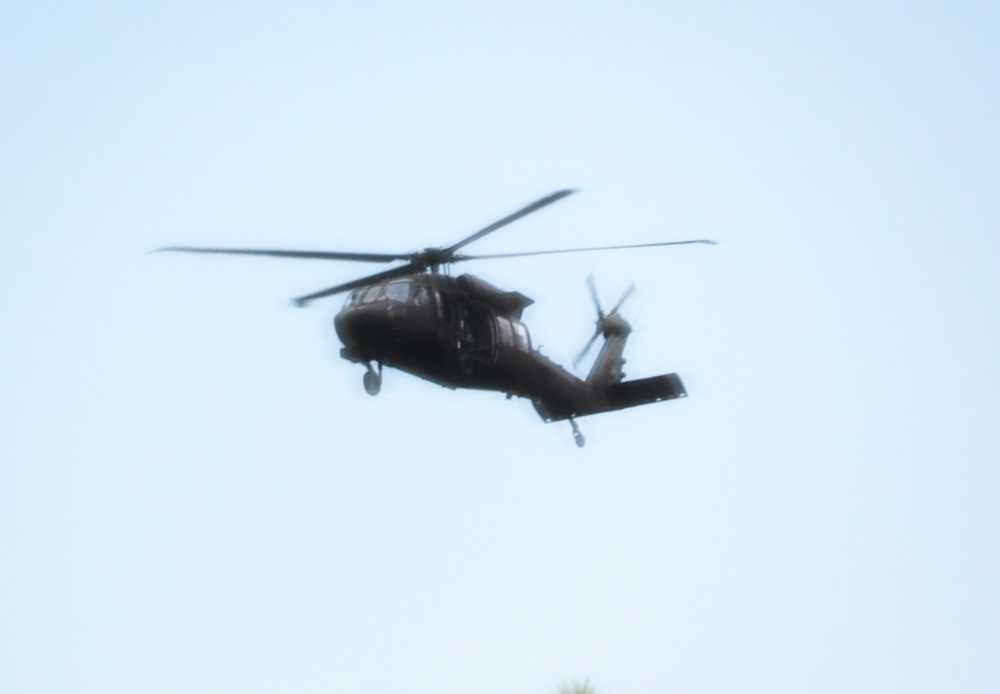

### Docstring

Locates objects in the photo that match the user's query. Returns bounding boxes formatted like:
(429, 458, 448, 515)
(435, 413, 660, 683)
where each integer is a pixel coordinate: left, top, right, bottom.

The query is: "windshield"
(344, 289, 364, 307)
(344, 282, 420, 307)
(383, 282, 412, 302)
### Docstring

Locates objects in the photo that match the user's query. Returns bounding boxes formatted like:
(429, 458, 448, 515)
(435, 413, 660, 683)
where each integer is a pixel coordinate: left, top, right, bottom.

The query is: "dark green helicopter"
(158, 190, 713, 447)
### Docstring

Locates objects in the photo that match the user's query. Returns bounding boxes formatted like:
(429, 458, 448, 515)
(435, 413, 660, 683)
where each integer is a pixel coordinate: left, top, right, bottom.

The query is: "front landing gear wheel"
(570, 418, 586, 448)
(363, 363, 382, 396)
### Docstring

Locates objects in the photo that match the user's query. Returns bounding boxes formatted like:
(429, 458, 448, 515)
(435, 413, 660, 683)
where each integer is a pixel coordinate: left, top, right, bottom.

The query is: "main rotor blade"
(455, 238, 717, 261)
(292, 262, 422, 307)
(444, 189, 576, 255)
(609, 282, 636, 316)
(156, 247, 411, 263)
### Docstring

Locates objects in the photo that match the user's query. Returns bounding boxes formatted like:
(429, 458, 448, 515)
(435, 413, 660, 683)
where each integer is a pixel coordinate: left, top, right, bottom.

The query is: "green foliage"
(557, 680, 596, 694)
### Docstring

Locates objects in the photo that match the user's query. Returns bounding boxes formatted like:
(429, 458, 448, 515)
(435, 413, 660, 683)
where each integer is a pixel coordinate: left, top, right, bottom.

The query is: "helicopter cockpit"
(343, 281, 432, 308)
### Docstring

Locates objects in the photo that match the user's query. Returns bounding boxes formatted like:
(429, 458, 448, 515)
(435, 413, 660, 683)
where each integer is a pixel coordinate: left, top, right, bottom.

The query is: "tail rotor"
(573, 275, 636, 370)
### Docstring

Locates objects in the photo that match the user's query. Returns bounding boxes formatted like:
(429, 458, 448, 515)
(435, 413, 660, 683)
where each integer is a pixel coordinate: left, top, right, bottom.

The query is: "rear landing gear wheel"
(363, 364, 382, 396)
(570, 419, 586, 448)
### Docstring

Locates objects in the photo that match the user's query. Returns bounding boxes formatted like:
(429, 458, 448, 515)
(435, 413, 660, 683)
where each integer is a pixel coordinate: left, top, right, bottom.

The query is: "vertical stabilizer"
(585, 314, 631, 387)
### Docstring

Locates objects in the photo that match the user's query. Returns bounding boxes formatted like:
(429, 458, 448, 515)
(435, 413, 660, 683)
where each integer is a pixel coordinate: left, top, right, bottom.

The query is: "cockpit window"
(383, 282, 411, 302)
(361, 286, 384, 303)
(345, 282, 424, 306)
(344, 289, 363, 307)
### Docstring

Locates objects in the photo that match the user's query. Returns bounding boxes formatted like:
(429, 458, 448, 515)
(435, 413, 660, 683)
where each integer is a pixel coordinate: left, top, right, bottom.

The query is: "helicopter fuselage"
(333, 272, 686, 422)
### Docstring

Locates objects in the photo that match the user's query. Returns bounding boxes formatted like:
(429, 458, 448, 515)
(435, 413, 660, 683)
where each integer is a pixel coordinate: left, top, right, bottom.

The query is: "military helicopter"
(158, 190, 713, 447)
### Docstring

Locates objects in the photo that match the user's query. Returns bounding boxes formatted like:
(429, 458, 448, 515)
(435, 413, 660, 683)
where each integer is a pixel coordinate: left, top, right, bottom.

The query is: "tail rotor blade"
(609, 281, 636, 316)
(586, 273, 604, 318)
(573, 330, 601, 370)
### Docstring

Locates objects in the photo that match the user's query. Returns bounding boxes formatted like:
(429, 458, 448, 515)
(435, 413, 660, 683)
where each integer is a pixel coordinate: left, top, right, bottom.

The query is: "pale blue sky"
(2, 2, 998, 693)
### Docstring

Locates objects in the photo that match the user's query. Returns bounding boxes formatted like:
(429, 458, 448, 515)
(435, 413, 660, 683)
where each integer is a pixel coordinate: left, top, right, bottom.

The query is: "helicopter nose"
(334, 303, 392, 352)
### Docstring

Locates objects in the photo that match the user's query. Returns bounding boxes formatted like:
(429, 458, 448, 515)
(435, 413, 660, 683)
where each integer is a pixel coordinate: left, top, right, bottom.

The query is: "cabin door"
(467, 304, 496, 362)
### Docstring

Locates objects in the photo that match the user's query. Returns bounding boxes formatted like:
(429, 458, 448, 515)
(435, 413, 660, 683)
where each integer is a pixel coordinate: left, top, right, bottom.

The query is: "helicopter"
(158, 189, 714, 447)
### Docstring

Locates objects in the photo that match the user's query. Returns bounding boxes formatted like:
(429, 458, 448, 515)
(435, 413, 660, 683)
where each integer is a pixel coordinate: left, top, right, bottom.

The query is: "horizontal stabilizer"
(605, 373, 686, 411)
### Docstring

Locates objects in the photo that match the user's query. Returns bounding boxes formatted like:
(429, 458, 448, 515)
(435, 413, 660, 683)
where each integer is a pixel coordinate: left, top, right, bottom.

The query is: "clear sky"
(2, 2, 998, 693)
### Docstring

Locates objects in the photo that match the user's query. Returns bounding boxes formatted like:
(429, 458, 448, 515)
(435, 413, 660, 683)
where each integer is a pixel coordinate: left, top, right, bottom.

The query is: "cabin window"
(383, 282, 411, 302)
(429, 288, 443, 320)
(512, 321, 531, 351)
(414, 286, 431, 307)
(495, 316, 513, 347)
